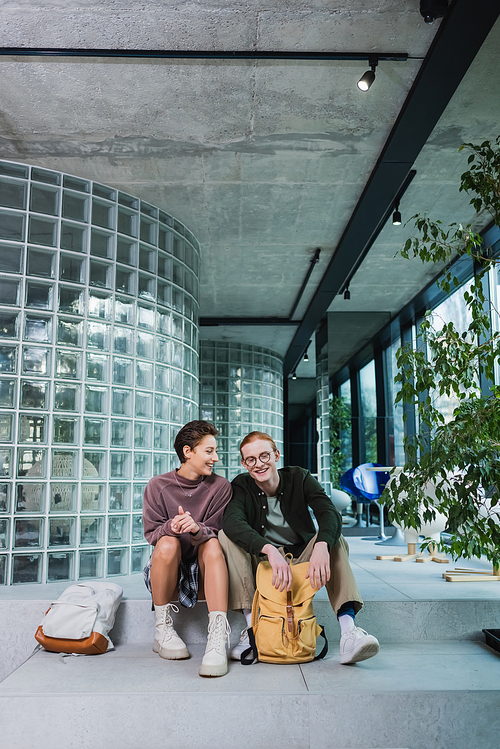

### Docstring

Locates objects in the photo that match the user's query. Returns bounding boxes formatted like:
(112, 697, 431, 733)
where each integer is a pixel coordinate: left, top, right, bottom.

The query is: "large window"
(384, 338, 405, 466)
(359, 360, 377, 463)
(338, 379, 352, 474)
(490, 264, 500, 387)
(328, 233, 500, 475)
(426, 279, 475, 423)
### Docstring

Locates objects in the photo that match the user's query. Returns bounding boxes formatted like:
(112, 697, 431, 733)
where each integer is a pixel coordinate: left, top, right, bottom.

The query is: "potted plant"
(383, 137, 500, 575)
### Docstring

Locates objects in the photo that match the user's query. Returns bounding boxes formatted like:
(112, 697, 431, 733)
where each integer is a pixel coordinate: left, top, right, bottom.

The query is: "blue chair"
(340, 463, 390, 540)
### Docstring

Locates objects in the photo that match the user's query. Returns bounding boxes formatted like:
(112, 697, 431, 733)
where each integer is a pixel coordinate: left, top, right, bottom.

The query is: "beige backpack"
(35, 582, 123, 655)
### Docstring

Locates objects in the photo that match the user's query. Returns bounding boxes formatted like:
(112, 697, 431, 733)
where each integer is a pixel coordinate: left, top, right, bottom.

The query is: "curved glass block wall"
(316, 350, 332, 497)
(0, 160, 200, 585)
(199, 341, 283, 480)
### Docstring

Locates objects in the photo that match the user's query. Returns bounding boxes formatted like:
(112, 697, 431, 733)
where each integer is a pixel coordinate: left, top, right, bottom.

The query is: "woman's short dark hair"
(174, 420, 219, 463)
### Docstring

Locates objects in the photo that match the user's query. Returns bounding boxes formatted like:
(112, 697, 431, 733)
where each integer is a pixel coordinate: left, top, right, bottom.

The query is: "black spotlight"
(303, 350, 309, 362)
(357, 59, 377, 92)
(292, 371, 297, 380)
(420, 0, 448, 24)
(392, 201, 402, 226)
(344, 286, 351, 300)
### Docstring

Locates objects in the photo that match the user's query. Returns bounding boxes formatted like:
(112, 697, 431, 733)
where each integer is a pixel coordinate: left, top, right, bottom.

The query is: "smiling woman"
(142, 420, 233, 677)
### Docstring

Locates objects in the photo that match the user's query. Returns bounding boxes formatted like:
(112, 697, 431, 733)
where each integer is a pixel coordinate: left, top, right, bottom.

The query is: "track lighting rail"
(0, 48, 409, 63)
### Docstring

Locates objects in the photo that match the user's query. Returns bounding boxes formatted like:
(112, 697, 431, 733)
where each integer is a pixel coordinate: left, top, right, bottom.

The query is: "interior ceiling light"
(292, 371, 297, 380)
(344, 286, 351, 300)
(392, 201, 402, 226)
(419, 0, 448, 25)
(357, 58, 377, 92)
(303, 346, 309, 362)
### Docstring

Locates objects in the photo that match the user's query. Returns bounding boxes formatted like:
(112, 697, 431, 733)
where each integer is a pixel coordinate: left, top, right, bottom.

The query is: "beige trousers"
(218, 531, 363, 616)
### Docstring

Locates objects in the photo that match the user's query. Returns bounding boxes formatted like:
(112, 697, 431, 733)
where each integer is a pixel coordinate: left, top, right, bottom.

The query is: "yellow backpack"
(241, 559, 328, 665)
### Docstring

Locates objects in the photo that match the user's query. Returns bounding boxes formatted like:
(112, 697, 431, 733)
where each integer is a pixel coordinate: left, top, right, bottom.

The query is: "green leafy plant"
(383, 137, 500, 570)
(329, 395, 351, 488)
(459, 136, 500, 225)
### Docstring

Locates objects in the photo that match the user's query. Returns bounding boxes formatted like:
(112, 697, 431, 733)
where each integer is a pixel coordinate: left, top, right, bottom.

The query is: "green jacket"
(222, 466, 342, 557)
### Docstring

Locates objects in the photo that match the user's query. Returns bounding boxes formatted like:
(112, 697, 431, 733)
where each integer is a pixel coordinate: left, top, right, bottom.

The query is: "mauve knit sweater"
(143, 470, 232, 562)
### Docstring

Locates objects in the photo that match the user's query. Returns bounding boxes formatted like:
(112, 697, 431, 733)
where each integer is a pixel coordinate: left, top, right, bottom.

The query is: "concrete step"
(2, 576, 500, 682)
(0, 639, 499, 749)
(2, 540, 499, 748)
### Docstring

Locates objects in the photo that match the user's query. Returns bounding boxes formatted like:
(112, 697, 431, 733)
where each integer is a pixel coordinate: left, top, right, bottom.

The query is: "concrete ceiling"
(1, 1, 499, 411)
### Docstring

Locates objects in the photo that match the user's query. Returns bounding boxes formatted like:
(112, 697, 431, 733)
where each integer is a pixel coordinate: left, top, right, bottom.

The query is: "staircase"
(1, 538, 499, 749)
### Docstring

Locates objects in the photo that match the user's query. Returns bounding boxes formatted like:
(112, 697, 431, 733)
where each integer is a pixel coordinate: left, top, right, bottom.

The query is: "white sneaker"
(340, 626, 379, 665)
(230, 627, 252, 661)
(153, 603, 190, 660)
(199, 612, 231, 677)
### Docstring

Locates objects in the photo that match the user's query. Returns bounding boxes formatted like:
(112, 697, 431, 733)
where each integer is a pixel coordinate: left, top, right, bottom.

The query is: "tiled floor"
(342, 534, 499, 602)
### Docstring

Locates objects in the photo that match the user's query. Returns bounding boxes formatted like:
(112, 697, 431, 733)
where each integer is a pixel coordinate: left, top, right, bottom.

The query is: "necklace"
(173, 470, 204, 498)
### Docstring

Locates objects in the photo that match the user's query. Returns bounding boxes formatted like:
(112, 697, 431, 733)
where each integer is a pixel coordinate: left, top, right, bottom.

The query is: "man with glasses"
(219, 431, 379, 665)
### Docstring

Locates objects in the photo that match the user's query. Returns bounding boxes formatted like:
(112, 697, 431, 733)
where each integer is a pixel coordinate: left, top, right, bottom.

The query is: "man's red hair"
(239, 431, 278, 454)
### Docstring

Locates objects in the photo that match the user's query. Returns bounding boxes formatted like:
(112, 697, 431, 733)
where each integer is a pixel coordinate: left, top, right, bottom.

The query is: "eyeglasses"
(241, 451, 275, 468)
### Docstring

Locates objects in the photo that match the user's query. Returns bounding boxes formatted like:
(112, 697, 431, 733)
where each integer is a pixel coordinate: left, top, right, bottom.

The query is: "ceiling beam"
(199, 318, 298, 326)
(283, 0, 500, 378)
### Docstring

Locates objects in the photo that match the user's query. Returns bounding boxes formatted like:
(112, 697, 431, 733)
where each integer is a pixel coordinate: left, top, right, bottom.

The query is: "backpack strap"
(241, 587, 260, 665)
(251, 579, 262, 627)
(240, 626, 258, 665)
(286, 590, 294, 633)
(313, 625, 329, 660)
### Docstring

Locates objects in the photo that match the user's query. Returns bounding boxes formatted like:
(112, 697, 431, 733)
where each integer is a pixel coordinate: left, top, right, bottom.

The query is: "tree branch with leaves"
(383, 137, 500, 569)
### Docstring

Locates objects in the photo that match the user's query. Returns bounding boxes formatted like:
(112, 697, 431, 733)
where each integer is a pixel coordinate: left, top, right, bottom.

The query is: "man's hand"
(305, 541, 330, 590)
(261, 544, 292, 592)
(171, 505, 200, 535)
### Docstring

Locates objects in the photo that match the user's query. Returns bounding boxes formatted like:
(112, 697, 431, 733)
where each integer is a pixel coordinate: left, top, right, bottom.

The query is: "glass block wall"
(316, 349, 332, 496)
(199, 342, 283, 480)
(0, 160, 200, 585)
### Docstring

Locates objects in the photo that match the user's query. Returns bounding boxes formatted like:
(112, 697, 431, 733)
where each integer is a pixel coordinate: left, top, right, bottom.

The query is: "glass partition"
(0, 159, 200, 584)
(315, 350, 331, 495)
(199, 341, 283, 480)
